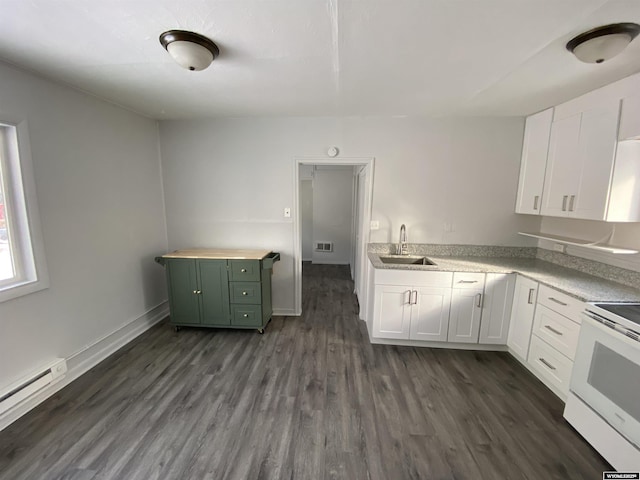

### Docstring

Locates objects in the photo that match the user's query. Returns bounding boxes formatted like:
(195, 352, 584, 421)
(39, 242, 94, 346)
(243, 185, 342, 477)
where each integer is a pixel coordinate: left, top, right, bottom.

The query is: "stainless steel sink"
(379, 255, 436, 266)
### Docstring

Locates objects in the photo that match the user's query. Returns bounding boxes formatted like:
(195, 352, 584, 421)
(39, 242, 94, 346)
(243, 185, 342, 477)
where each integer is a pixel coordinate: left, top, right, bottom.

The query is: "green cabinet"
(166, 259, 230, 327)
(157, 250, 279, 333)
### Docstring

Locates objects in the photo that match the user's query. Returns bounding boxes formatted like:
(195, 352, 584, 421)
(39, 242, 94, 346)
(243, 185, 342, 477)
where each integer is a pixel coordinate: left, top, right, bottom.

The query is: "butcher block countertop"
(161, 248, 273, 260)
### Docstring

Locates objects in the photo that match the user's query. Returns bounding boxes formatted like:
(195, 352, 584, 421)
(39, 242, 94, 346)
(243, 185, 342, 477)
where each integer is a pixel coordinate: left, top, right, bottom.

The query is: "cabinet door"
(572, 101, 619, 220)
(447, 288, 483, 343)
(372, 285, 412, 339)
(541, 114, 581, 217)
(410, 287, 452, 342)
(507, 276, 538, 362)
(515, 108, 553, 214)
(479, 273, 516, 345)
(619, 92, 640, 140)
(166, 259, 200, 325)
(198, 260, 231, 326)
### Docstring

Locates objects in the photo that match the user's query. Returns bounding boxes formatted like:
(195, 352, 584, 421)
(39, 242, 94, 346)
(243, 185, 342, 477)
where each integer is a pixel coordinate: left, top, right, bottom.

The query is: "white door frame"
(292, 156, 375, 316)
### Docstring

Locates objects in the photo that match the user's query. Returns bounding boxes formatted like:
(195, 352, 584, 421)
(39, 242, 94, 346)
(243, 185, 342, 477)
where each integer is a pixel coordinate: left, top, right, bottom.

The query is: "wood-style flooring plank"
(0, 263, 610, 480)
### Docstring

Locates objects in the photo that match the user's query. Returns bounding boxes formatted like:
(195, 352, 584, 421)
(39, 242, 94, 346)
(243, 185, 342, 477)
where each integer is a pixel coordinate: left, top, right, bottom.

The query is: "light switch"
(284, 207, 291, 218)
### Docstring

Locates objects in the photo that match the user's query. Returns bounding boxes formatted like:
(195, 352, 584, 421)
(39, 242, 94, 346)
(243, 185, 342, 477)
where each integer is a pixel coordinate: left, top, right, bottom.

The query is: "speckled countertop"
(368, 252, 640, 303)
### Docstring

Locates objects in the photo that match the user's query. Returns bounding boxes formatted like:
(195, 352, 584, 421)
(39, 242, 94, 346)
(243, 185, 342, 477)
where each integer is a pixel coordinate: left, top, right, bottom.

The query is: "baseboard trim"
(0, 302, 169, 432)
(273, 308, 296, 317)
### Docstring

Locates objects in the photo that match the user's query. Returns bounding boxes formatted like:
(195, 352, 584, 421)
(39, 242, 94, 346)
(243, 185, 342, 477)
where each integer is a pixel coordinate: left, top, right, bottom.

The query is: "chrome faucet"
(397, 224, 408, 255)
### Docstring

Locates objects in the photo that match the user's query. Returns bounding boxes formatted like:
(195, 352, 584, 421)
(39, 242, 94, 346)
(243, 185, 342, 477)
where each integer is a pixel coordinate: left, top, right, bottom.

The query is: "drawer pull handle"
(548, 297, 568, 306)
(539, 358, 556, 371)
(527, 288, 535, 304)
(458, 280, 478, 284)
(241, 268, 247, 273)
(544, 325, 563, 336)
(242, 291, 248, 296)
(243, 314, 249, 318)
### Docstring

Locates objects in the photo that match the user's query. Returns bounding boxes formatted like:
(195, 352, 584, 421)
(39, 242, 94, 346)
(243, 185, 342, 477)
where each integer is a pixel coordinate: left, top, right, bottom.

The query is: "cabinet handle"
(568, 195, 575, 212)
(544, 325, 563, 336)
(193, 290, 198, 294)
(241, 268, 247, 273)
(562, 195, 568, 211)
(548, 297, 567, 306)
(243, 314, 249, 318)
(242, 291, 248, 296)
(197, 290, 202, 294)
(533, 195, 539, 210)
(527, 288, 535, 304)
(457, 280, 478, 284)
(539, 358, 557, 371)
(476, 293, 483, 308)
(405, 290, 412, 305)
(412, 290, 418, 305)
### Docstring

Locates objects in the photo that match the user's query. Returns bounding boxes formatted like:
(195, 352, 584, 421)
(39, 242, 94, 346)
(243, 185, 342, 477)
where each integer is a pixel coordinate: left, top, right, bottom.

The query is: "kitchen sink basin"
(379, 255, 436, 266)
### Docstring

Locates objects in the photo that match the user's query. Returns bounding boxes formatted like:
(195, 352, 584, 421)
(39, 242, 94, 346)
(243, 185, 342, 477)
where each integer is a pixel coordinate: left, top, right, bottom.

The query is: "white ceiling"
(1, 0, 640, 119)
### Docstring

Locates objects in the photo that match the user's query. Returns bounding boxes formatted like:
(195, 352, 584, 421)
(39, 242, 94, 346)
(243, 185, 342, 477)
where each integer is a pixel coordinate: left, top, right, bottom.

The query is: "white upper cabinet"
(619, 92, 640, 140)
(540, 113, 581, 217)
(515, 108, 553, 214)
(519, 71, 640, 222)
(572, 102, 619, 220)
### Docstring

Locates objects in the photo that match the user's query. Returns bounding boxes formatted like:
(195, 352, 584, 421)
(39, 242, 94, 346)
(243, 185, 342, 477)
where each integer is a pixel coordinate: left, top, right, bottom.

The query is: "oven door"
(571, 314, 640, 449)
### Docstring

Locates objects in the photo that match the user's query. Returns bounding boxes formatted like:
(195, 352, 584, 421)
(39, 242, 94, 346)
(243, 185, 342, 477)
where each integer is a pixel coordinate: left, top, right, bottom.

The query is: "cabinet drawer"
(528, 335, 573, 399)
(230, 282, 262, 304)
(537, 285, 584, 322)
(375, 269, 452, 287)
(229, 260, 261, 281)
(533, 304, 581, 360)
(453, 272, 485, 289)
(231, 305, 263, 327)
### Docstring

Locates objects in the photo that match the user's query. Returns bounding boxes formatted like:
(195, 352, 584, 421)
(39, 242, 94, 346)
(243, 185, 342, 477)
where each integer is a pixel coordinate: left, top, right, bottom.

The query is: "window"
(0, 121, 48, 302)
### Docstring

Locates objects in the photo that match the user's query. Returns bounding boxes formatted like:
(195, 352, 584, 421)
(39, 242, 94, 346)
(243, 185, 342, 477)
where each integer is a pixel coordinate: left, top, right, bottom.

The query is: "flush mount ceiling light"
(566, 23, 640, 64)
(159, 30, 219, 71)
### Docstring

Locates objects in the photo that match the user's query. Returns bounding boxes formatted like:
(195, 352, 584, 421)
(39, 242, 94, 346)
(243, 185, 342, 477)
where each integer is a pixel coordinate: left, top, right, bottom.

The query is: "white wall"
(159, 116, 538, 314)
(0, 62, 168, 393)
(311, 166, 354, 265)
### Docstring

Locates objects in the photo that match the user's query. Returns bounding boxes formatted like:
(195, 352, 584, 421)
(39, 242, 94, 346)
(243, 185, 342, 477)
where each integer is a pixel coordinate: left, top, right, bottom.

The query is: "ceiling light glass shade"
(166, 41, 214, 71)
(159, 30, 220, 71)
(566, 23, 640, 64)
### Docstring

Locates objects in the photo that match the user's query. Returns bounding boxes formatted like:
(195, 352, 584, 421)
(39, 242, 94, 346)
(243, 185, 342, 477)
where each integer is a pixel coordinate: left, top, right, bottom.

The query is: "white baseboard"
(273, 308, 297, 317)
(0, 302, 169, 432)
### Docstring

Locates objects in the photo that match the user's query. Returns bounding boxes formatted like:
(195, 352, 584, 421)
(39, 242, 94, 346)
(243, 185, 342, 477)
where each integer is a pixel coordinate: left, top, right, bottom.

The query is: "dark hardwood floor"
(0, 263, 609, 479)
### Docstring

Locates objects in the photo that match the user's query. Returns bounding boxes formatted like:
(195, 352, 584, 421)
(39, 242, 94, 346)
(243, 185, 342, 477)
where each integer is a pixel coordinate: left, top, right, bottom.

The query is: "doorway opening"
(293, 157, 375, 318)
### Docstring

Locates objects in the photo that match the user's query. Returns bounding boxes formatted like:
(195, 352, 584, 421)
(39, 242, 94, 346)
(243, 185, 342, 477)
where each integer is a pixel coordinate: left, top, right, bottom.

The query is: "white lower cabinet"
(526, 286, 583, 400)
(479, 273, 516, 344)
(409, 287, 453, 342)
(507, 275, 539, 361)
(372, 270, 453, 341)
(448, 273, 485, 343)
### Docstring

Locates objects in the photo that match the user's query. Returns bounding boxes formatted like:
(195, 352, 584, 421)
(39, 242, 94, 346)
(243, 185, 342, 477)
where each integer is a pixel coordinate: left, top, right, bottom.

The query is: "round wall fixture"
(327, 146, 339, 157)
(159, 30, 220, 71)
(566, 23, 640, 64)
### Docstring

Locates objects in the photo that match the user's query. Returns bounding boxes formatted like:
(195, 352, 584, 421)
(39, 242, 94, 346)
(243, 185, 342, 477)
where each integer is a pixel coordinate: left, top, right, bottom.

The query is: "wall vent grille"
(315, 242, 333, 252)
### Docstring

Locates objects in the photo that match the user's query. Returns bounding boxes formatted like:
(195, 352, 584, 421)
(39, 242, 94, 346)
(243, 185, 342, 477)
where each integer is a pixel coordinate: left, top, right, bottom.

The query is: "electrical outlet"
(553, 243, 566, 253)
(370, 220, 380, 230)
(284, 207, 291, 218)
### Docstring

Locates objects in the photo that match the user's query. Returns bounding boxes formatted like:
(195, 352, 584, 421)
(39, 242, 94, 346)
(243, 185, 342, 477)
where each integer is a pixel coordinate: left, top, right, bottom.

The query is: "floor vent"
(315, 242, 333, 252)
(0, 359, 67, 416)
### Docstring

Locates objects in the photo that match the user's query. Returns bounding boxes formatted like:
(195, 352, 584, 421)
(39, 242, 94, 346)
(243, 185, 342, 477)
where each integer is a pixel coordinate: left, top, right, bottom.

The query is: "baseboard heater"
(0, 358, 67, 416)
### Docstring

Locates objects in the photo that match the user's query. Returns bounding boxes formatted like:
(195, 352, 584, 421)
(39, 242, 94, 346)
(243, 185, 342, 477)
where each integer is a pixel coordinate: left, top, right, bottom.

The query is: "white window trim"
(0, 119, 48, 303)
